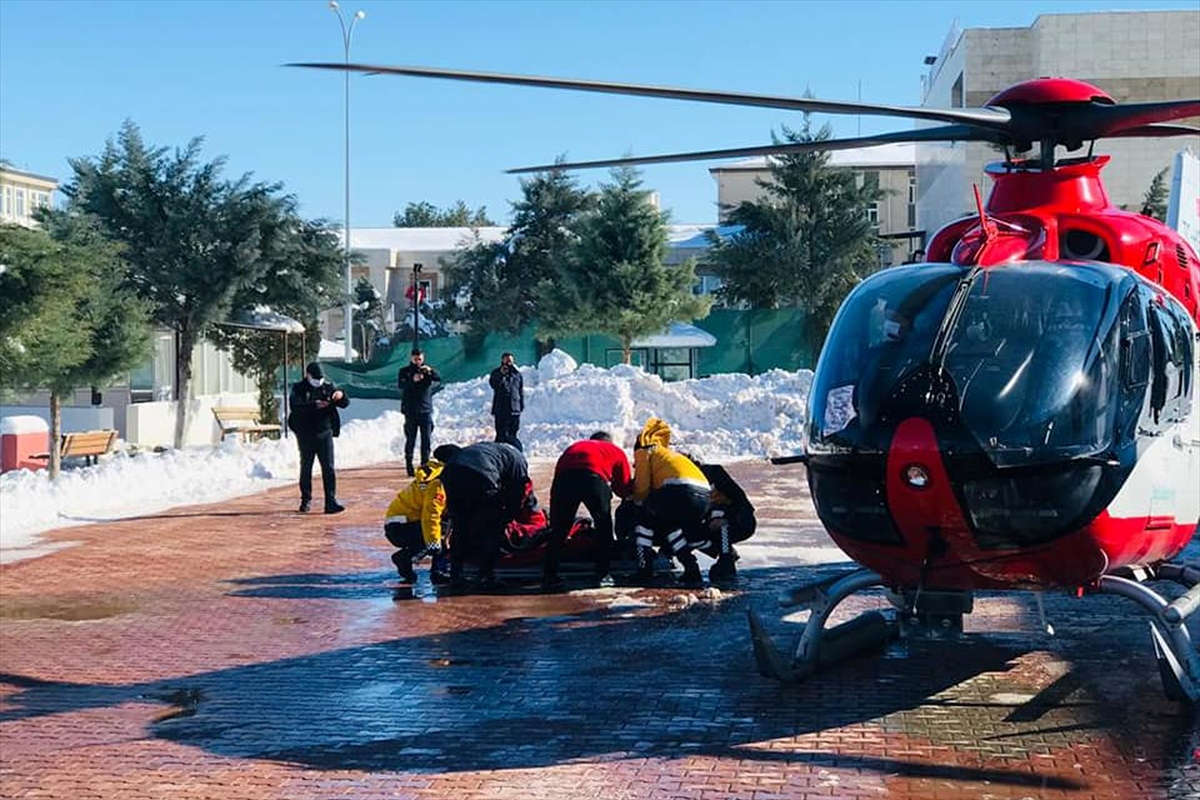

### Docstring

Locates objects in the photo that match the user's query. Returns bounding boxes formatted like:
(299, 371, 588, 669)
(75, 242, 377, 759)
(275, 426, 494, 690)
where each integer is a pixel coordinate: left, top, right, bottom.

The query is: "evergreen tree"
(61, 121, 285, 448)
(206, 212, 343, 422)
(705, 118, 884, 363)
(393, 200, 495, 227)
(540, 167, 710, 364)
(1140, 167, 1170, 222)
(445, 168, 593, 350)
(0, 218, 152, 476)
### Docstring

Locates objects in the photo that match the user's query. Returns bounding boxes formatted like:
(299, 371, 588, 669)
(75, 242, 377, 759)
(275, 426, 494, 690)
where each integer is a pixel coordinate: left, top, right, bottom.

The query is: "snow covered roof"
(223, 306, 305, 334)
(632, 322, 718, 349)
(709, 142, 916, 172)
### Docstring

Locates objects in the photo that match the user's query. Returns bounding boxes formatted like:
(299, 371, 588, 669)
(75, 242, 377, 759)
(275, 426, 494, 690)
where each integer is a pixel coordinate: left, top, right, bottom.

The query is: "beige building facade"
(918, 10, 1200, 235)
(708, 144, 919, 266)
(0, 167, 56, 227)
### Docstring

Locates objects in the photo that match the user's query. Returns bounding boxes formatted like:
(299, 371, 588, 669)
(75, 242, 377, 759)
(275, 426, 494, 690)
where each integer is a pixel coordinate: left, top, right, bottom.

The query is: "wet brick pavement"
(1, 460, 1197, 799)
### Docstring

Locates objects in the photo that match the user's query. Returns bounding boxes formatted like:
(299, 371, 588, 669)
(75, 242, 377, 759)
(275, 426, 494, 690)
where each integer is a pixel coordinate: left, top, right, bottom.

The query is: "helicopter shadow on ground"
(0, 563, 1188, 791)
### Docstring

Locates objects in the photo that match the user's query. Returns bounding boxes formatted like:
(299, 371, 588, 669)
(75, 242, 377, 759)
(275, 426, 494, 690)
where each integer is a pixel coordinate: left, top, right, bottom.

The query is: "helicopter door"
(1144, 297, 1199, 524)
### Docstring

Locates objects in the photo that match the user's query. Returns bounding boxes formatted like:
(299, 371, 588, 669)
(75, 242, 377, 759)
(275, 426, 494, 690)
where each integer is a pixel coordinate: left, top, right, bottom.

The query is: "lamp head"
(328, 0, 339, 10)
(355, 10, 366, 19)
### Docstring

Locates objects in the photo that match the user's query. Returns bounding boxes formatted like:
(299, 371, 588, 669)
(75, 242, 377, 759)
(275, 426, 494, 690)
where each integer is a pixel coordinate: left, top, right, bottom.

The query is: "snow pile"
(1, 351, 811, 554)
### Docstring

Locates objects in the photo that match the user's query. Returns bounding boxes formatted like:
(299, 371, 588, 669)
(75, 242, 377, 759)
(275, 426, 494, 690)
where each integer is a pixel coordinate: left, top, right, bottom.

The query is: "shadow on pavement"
(1, 562, 1193, 793)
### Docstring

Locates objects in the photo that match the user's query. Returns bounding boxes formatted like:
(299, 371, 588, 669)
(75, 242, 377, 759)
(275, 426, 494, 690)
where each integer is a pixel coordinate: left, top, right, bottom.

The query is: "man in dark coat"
(436, 441, 529, 590)
(488, 352, 524, 451)
(396, 348, 441, 476)
(288, 362, 351, 514)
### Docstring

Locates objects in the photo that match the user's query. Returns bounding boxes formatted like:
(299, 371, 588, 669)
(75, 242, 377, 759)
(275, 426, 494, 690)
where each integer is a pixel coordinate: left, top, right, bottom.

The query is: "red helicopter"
(293, 62, 1200, 700)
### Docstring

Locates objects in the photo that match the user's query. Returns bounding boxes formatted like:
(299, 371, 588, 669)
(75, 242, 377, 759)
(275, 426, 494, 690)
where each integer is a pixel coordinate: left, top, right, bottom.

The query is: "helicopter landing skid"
(747, 569, 901, 682)
(1095, 563, 1200, 703)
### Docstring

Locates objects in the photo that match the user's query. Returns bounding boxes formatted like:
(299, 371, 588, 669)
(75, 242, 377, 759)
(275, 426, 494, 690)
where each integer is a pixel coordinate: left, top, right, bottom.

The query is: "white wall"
(126, 392, 258, 448)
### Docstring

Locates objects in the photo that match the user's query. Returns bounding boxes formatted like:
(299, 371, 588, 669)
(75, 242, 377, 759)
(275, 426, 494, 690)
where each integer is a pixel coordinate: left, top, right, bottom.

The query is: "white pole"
(331, 2, 366, 362)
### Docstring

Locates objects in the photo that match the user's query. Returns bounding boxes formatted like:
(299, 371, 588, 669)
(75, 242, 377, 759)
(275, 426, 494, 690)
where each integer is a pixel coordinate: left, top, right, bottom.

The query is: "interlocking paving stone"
(1, 460, 1197, 799)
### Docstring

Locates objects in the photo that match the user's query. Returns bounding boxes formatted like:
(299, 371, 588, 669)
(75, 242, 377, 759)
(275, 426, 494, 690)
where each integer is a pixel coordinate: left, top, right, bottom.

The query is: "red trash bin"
(1, 416, 50, 472)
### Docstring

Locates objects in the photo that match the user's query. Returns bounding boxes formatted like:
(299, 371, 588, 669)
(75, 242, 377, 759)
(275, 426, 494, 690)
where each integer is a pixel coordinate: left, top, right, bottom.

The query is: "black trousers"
(403, 412, 434, 465)
(636, 483, 710, 555)
(298, 432, 336, 503)
(493, 413, 522, 450)
(440, 464, 507, 578)
(545, 470, 613, 576)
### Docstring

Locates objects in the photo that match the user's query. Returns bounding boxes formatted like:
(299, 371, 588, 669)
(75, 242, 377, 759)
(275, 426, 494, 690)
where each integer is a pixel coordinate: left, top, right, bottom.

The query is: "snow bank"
(1, 351, 811, 555)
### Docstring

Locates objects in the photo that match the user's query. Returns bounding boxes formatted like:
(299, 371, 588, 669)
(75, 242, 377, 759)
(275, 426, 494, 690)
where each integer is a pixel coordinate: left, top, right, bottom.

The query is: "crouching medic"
(383, 456, 452, 584)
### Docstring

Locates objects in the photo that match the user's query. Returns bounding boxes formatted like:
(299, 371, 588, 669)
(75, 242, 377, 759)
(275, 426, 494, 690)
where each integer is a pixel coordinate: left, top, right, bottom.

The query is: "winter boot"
(708, 552, 739, 583)
(391, 550, 417, 583)
(678, 552, 704, 588)
(298, 499, 311, 513)
(430, 552, 452, 585)
(541, 565, 567, 593)
(324, 500, 345, 514)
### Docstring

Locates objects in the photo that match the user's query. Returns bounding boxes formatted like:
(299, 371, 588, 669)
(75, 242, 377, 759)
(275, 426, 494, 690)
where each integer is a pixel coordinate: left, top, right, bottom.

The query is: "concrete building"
(917, 10, 1200, 235)
(707, 144, 919, 266)
(0, 166, 56, 227)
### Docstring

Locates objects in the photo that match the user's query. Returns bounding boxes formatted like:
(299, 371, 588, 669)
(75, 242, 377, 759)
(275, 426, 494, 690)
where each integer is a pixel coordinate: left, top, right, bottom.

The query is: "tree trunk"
(49, 392, 62, 479)
(173, 329, 195, 450)
(621, 337, 632, 365)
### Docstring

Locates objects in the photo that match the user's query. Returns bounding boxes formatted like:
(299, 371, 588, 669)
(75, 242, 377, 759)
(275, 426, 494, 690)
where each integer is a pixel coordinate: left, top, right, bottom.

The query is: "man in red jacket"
(542, 431, 633, 591)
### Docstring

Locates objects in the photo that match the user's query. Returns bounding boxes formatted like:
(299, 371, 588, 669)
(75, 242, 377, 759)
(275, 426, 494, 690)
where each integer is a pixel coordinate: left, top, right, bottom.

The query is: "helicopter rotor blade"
(503, 125, 997, 174)
(1079, 99, 1200, 137)
(287, 62, 1014, 130)
(1103, 122, 1200, 138)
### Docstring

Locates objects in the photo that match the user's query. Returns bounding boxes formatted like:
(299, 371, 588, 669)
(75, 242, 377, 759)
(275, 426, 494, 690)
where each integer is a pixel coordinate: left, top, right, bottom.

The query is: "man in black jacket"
(436, 441, 529, 590)
(396, 348, 441, 476)
(488, 352, 524, 451)
(288, 362, 351, 514)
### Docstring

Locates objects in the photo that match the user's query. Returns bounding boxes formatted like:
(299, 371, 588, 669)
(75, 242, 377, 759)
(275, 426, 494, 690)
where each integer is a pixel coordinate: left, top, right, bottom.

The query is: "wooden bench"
(30, 430, 119, 466)
(212, 406, 282, 442)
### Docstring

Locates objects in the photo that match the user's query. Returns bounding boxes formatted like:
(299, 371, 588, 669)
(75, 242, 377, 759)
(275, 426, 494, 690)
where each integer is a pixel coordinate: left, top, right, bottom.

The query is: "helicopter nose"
(886, 417, 972, 543)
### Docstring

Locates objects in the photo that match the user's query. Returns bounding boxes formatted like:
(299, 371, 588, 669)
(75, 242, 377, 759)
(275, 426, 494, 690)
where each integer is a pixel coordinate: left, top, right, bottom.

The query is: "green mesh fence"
(319, 309, 813, 399)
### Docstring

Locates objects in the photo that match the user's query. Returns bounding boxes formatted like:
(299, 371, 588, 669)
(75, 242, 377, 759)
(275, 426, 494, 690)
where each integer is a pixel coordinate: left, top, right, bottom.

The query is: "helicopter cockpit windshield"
(808, 262, 1123, 467)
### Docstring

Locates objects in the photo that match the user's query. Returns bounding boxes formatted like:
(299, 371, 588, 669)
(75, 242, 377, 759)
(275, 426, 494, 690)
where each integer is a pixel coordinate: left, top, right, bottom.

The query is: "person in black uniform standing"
(396, 348, 441, 476)
(288, 362, 350, 513)
(488, 352, 524, 451)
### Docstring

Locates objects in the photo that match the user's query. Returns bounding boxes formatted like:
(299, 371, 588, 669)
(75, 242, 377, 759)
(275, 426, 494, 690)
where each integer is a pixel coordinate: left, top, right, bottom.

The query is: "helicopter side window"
(1120, 295, 1151, 391)
(1147, 298, 1196, 425)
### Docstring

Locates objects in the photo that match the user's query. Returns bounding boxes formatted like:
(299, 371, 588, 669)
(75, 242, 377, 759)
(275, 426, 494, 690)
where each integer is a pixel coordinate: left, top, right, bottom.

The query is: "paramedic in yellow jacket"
(630, 417, 711, 586)
(384, 458, 451, 584)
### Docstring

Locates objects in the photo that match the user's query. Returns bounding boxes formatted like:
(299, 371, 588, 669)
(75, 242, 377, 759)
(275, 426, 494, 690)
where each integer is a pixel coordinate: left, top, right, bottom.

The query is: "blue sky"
(1, 0, 1196, 226)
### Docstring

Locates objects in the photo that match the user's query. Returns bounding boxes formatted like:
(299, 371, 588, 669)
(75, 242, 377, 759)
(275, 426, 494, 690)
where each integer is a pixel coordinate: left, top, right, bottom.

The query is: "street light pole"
(330, 0, 366, 363)
(411, 262, 423, 353)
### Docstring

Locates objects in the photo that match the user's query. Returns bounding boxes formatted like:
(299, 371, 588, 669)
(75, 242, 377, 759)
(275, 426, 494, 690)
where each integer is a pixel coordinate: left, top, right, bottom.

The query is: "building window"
(866, 202, 880, 229)
(951, 73, 964, 108)
(15, 188, 26, 218)
(1, 186, 10, 216)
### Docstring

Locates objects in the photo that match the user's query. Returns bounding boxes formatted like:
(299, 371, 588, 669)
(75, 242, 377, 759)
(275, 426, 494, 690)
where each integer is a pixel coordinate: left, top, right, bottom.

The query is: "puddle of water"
(0, 596, 139, 621)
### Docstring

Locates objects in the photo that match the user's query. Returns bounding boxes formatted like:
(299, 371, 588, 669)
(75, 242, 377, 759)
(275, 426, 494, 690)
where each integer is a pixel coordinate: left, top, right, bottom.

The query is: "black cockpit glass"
(809, 263, 1120, 467)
